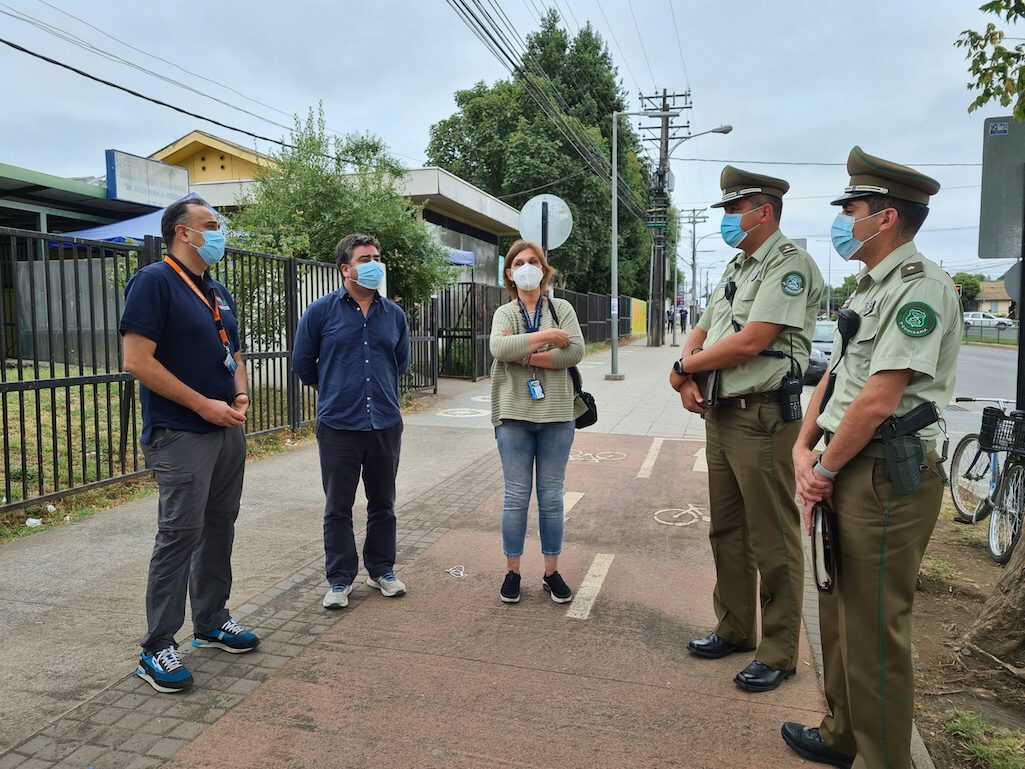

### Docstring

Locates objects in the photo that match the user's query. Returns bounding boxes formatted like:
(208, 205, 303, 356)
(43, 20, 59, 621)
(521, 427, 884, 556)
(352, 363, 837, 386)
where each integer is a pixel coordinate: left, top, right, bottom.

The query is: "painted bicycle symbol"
(653, 505, 710, 527)
(569, 450, 627, 463)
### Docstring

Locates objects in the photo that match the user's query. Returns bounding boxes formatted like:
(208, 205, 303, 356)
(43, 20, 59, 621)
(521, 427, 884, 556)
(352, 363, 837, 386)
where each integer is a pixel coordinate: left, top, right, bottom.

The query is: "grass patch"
(945, 710, 1025, 769)
(920, 554, 956, 583)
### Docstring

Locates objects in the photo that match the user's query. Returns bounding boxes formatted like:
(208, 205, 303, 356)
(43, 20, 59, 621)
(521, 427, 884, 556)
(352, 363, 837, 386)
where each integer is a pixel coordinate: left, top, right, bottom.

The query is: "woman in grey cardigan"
(489, 240, 585, 605)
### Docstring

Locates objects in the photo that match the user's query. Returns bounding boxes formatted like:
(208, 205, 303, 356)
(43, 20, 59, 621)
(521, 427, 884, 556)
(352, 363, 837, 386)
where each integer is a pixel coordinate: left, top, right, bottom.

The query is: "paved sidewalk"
(0, 341, 827, 769)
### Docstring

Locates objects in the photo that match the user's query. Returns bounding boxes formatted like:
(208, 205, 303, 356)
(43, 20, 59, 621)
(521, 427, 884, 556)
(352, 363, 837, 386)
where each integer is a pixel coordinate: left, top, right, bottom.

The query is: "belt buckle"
(739, 397, 747, 409)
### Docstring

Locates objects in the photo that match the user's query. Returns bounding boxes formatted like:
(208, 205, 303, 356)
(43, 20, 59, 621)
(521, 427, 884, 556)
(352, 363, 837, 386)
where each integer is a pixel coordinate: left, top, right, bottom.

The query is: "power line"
(561, 0, 582, 31)
(594, 0, 642, 95)
(0, 35, 363, 165)
(673, 157, 982, 168)
(666, 0, 691, 91)
(30, 0, 294, 121)
(497, 169, 589, 199)
(626, 0, 657, 88)
(17, 0, 425, 166)
(452, 0, 649, 218)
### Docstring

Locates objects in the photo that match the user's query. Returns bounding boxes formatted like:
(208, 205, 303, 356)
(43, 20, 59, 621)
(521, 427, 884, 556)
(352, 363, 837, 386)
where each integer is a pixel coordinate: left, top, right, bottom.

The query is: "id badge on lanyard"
(163, 257, 236, 374)
(519, 298, 546, 400)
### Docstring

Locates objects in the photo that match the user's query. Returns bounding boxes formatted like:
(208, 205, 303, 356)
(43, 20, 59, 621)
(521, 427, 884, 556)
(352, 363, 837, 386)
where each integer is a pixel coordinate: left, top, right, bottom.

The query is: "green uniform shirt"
(817, 242, 962, 442)
(697, 231, 825, 398)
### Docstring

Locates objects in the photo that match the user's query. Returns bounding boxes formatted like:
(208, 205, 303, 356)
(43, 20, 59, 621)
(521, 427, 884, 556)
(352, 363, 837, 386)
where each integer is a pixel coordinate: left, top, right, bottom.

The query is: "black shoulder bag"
(548, 300, 598, 429)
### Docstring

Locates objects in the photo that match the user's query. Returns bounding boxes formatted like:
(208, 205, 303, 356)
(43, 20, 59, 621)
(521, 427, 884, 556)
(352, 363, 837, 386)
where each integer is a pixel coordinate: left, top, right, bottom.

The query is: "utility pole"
(640, 88, 691, 346)
(676, 208, 707, 328)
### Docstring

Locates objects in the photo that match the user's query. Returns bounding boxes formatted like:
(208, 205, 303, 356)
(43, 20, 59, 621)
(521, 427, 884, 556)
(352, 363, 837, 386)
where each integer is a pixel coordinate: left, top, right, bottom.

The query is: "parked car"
(812, 320, 836, 358)
(963, 311, 1015, 330)
(805, 347, 828, 384)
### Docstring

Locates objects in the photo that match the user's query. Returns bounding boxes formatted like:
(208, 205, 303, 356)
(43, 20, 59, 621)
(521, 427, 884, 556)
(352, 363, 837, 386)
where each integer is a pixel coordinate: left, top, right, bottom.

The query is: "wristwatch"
(672, 358, 689, 378)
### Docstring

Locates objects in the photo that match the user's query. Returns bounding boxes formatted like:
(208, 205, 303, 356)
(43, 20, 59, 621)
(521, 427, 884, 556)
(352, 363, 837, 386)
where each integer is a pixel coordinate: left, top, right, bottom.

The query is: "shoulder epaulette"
(901, 261, 925, 282)
(779, 243, 799, 256)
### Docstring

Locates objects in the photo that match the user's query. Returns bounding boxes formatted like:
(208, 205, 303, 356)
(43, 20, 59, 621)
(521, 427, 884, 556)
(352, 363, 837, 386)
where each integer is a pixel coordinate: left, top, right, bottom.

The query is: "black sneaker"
(500, 571, 521, 603)
(542, 571, 573, 604)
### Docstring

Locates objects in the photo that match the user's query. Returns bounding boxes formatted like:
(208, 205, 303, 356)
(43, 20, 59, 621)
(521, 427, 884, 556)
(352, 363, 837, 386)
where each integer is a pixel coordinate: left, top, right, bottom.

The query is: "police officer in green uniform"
(670, 166, 824, 692)
(783, 147, 961, 769)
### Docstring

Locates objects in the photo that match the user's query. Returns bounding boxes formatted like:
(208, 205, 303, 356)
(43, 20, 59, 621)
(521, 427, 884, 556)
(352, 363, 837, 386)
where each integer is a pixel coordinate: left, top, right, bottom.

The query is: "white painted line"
(636, 437, 664, 479)
(692, 446, 707, 473)
(564, 492, 584, 514)
(566, 553, 615, 620)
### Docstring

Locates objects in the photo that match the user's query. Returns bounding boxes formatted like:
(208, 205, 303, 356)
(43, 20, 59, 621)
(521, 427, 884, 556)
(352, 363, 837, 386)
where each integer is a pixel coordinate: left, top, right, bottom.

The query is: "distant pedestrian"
(666, 308, 674, 332)
(679, 307, 689, 332)
(121, 196, 259, 694)
(293, 233, 410, 611)
(489, 240, 585, 605)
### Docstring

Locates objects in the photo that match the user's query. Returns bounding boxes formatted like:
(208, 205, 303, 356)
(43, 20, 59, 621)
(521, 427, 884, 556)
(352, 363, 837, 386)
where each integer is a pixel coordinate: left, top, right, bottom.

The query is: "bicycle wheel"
(989, 460, 1025, 565)
(949, 434, 996, 522)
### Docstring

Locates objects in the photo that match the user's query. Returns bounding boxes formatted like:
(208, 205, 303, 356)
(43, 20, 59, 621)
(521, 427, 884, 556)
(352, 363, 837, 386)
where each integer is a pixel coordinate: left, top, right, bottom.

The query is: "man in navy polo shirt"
(120, 196, 259, 693)
(293, 233, 410, 610)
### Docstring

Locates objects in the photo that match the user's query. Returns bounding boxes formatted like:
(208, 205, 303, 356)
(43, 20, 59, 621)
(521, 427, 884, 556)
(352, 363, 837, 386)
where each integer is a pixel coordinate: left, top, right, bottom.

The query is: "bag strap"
(547, 299, 583, 396)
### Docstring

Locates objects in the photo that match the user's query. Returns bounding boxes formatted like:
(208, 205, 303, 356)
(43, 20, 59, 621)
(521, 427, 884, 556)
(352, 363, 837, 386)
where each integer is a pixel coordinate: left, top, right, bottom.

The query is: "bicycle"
(948, 397, 1025, 564)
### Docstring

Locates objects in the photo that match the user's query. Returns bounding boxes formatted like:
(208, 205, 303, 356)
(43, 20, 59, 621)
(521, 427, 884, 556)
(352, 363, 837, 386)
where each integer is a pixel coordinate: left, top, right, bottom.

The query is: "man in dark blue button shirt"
(293, 233, 410, 609)
(120, 196, 259, 694)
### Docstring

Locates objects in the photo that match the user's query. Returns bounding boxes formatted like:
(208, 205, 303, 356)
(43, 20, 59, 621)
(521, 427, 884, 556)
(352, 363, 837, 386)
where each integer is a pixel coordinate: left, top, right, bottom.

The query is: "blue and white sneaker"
(322, 583, 353, 609)
(136, 646, 193, 693)
(367, 571, 407, 597)
(192, 618, 260, 654)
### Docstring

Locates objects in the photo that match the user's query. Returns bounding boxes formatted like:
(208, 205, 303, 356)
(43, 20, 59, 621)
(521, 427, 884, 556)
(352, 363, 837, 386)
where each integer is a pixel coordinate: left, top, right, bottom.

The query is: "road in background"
(945, 344, 1019, 441)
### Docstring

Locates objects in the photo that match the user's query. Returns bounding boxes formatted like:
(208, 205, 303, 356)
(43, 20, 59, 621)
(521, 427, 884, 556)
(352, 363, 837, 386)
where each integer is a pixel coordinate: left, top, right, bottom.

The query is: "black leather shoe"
(687, 633, 754, 659)
(781, 723, 854, 768)
(734, 660, 795, 692)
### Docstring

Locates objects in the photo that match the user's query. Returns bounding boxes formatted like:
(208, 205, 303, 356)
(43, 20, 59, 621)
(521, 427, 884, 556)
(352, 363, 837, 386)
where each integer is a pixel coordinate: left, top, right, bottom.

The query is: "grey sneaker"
(367, 571, 406, 597)
(322, 583, 353, 609)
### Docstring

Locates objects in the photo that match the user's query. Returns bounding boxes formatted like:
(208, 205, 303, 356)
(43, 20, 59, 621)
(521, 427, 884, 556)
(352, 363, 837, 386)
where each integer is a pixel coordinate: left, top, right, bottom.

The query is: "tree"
(231, 106, 454, 310)
(426, 11, 654, 298)
(957, 2, 1025, 120)
(952, 271, 982, 303)
(831, 275, 860, 308)
(957, 1, 1025, 670)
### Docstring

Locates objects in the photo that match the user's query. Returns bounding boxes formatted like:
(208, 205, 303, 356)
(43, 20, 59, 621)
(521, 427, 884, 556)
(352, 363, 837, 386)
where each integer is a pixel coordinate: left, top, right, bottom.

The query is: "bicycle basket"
(979, 407, 1025, 455)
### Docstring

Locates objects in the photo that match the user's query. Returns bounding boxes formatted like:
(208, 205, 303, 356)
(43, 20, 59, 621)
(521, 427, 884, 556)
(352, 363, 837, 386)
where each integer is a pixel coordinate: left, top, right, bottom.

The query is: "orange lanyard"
(163, 257, 230, 348)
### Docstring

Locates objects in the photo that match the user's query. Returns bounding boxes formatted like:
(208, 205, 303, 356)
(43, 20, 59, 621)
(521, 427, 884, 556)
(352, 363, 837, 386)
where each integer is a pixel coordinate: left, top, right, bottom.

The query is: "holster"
(881, 434, 924, 497)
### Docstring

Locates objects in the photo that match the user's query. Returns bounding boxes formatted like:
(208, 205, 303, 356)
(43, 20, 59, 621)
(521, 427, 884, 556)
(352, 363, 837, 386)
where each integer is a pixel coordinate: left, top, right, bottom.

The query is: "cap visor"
(830, 191, 876, 206)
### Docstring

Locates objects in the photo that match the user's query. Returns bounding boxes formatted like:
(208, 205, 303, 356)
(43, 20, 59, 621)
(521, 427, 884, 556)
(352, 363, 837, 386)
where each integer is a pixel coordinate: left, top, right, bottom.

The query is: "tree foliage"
(952, 272, 983, 302)
(231, 106, 454, 307)
(427, 11, 655, 298)
(956, 1, 1025, 120)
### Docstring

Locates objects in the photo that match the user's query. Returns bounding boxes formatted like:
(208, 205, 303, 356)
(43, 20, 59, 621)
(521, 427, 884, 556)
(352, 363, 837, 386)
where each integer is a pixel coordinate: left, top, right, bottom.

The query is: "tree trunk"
(963, 539, 1025, 664)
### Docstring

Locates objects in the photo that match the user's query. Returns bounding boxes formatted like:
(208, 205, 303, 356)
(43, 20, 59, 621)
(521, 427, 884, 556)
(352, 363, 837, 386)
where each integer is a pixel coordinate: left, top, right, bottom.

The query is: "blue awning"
(447, 248, 475, 267)
(60, 192, 207, 244)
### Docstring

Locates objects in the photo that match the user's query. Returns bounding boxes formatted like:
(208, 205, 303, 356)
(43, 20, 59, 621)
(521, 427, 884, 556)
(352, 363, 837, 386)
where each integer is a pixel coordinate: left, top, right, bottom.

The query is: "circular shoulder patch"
(896, 301, 937, 337)
(781, 272, 805, 296)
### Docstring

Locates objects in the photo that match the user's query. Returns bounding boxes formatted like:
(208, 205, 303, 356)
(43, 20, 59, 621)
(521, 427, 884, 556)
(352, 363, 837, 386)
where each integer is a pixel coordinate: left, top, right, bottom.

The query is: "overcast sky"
(0, 0, 1019, 285)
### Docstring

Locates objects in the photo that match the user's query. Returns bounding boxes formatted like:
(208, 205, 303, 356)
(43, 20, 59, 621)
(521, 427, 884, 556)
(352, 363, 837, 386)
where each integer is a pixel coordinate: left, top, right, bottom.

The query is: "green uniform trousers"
(705, 401, 804, 670)
(817, 449, 942, 769)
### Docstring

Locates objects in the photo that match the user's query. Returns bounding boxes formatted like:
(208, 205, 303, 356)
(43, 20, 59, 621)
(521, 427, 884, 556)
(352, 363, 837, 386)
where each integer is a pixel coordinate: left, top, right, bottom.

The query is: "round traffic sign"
(519, 194, 573, 250)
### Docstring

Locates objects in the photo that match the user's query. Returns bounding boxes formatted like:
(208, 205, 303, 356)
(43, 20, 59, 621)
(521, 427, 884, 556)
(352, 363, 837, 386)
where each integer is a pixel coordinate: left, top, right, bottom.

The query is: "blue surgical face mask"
(720, 208, 761, 248)
(186, 227, 226, 266)
(830, 209, 886, 261)
(354, 260, 385, 291)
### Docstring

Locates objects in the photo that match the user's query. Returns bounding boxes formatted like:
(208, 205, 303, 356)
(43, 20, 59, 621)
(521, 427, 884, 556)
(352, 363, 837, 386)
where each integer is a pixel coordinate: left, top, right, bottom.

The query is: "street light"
(606, 109, 678, 381)
(607, 115, 730, 380)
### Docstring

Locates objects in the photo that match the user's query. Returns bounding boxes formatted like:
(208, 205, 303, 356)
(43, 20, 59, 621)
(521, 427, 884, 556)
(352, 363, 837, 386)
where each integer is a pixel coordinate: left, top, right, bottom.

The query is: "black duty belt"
(823, 431, 935, 459)
(715, 390, 779, 409)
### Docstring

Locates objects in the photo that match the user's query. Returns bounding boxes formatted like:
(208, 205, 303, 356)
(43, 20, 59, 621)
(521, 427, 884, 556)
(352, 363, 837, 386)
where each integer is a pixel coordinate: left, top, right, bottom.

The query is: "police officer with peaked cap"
(670, 166, 824, 693)
(783, 147, 961, 769)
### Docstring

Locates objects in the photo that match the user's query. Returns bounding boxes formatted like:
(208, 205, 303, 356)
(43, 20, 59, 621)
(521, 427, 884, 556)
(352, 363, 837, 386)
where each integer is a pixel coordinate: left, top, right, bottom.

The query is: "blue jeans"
(495, 420, 575, 557)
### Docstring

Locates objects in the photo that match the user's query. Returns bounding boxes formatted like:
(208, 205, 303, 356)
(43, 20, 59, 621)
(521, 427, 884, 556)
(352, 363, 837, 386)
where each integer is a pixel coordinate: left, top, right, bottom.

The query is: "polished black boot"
(734, 660, 795, 692)
(781, 723, 854, 768)
(686, 633, 754, 659)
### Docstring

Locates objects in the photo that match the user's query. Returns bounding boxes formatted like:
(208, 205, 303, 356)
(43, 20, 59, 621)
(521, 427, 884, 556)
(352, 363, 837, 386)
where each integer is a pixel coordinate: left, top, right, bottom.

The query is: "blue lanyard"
(517, 298, 544, 332)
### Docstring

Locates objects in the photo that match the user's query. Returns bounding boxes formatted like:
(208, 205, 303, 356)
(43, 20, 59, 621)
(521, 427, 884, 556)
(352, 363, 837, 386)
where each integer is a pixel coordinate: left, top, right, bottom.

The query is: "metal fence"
(436, 283, 638, 381)
(0, 228, 437, 513)
(962, 323, 1019, 346)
